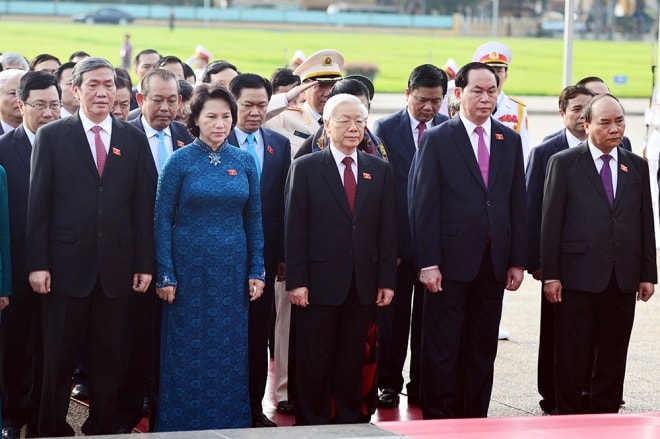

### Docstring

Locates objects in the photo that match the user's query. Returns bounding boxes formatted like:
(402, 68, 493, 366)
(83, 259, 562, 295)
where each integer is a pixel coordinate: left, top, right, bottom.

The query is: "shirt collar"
(79, 112, 112, 135)
(588, 142, 618, 163)
(460, 114, 492, 137)
(141, 116, 171, 138)
(233, 126, 258, 146)
(329, 143, 357, 167)
(22, 123, 36, 146)
(564, 129, 585, 148)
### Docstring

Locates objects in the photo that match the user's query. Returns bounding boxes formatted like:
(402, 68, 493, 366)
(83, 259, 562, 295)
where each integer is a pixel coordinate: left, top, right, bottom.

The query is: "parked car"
(72, 8, 135, 25)
(538, 11, 587, 37)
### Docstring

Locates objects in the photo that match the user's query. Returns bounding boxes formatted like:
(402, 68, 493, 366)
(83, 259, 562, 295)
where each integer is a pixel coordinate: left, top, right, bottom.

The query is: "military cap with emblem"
(293, 49, 344, 82)
(472, 41, 512, 68)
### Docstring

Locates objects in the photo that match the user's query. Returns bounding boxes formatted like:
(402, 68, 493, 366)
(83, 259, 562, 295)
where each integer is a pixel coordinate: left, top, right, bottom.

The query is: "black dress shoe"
(71, 383, 89, 400)
(116, 425, 133, 434)
(276, 400, 295, 415)
(252, 412, 277, 427)
(376, 388, 399, 409)
(25, 424, 39, 438)
(2, 427, 20, 439)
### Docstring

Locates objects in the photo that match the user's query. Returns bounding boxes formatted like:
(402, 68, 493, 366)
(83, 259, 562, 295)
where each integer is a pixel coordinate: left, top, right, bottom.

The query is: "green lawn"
(0, 19, 655, 97)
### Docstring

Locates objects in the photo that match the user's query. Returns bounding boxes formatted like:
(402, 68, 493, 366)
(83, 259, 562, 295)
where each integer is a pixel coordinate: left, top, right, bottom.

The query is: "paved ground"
(61, 95, 660, 434)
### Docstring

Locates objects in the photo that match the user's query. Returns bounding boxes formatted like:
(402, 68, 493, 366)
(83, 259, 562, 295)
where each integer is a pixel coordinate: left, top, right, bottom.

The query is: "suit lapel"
(488, 122, 506, 189)
(320, 147, 352, 219)
(13, 126, 31, 173)
(614, 148, 629, 209)
(353, 151, 371, 220)
(577, 144, 611, 208)
(452, 119, 485, 190)
(70, 114, 101, 180)
(398, 110, 416, 160)
(260, 127, 273, 190)
(102, 117, 126, 181)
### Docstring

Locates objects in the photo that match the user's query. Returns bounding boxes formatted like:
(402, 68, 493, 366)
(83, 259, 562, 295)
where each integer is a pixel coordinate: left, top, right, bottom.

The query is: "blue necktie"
(157, 131, 168, 172)
(246, 133, 261, 181)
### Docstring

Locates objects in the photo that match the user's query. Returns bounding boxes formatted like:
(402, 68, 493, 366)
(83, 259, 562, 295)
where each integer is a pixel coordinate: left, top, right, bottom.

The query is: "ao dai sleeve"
(243, 154, 265, 282)
(154, 154, 183, 288)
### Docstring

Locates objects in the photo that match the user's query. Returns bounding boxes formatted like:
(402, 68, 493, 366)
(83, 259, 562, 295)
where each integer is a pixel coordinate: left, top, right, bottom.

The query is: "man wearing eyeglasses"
(0, 71, 61, 439)
(227, 73, 291, 428)
(118, 67, 192, 433)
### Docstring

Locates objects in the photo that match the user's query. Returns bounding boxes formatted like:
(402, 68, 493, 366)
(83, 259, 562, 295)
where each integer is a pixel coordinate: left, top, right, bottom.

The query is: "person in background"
(154, 84, 265, 431)
(112, 69, 133, 121)
(68, 51, 90, 63)
(202, 60, 239, 88)
(55, 62, 78, 118)
(29, 54, 60, 75)
(120, 34, 133, 70)
(0, 53, 28, 71)
(0, 70, 27, 135)
(175, 79, 193, 124)
(131, 49, 161, 110)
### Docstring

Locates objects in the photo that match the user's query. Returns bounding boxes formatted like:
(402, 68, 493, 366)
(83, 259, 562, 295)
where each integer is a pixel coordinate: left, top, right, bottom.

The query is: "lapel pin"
(112, 147, 121, 156)
(267, 145, 274, 155)
(620, 164, 628, 173)
(176, 140, 185, 147)
(362, 172, 372, 180)
(495, 133, 504, 140)
(228, 169, 237, 176)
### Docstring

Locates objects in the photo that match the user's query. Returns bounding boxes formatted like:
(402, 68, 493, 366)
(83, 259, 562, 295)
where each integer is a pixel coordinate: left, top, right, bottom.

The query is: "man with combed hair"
(0, 70, 26, 135)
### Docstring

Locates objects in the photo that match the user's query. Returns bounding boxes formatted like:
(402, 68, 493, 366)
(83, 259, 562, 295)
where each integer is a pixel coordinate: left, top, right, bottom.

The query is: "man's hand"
(637, 282, 654, 302)
(249, 278, 265, 302)
(543, 281, 562, 303)
(376, 288, 394, 307)
(505, 267, 524, 291)
(29, 270, 51, 294)
(132, 273, 152, 293)
(288, 287, 309, 307)
(285, 81, 317, 105)
(157, 286, 176, 303)
(0, 297, 9, 310)
(419, 268, 442, 293)
(532, 269, 542, 281)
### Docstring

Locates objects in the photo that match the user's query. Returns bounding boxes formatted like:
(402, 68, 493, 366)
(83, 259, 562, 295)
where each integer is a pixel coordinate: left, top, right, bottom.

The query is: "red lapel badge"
(362, 172, 372, 180)
(495, 133, 504, 140)
(112, 147, 121, 156)
(620, 164, 628, 173)
(267, 145, 274, 155)
(228, 169, 238, 176)
(176, 140, 185, 147)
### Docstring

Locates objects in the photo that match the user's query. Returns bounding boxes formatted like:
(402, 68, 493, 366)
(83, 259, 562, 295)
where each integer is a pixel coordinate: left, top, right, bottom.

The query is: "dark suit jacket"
(525, 129, 570, 273)
(541, 144, 657, 292)
(543, 128, 632, 151)
(373, 108, 448, 262)
(285, 147, 397, 306)
(0, 126, 32, 283)
(412, 117, 527, 282)
(228, 127, 291, 271)
(128, 117, 193, 187)
(26, 114, 155, 298)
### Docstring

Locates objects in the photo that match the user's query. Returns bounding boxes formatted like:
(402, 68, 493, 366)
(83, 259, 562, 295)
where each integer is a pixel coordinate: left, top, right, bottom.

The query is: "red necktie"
(342, 156, 356, 214)
(475, 126, 489, 187)
(417, 121, 426, 147)
(91, 125, 107, 176)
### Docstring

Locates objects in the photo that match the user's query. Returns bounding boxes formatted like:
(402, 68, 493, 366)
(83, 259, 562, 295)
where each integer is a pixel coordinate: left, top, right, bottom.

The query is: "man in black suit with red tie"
(285, 94, 397, 425)
(118, 67, 192, 432)
(228, 73, 291, 428)
(525, 85, 594, 415)
(541, 94, 656, 415)
(26, 58, 155, 436)
(411, 62, 527, 419)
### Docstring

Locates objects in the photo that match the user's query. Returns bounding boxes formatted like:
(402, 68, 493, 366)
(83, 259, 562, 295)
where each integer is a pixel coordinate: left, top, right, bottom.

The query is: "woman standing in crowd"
(154, 84, 265, 431)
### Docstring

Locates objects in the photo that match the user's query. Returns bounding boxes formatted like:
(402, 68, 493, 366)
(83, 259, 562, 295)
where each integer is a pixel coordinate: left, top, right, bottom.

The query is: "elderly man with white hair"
(0, 69, 27, 135)
(284, 94, 397, 425)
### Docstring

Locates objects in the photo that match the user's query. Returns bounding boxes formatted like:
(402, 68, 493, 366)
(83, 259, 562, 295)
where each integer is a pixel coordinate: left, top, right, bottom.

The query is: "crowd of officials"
(0, 40, 654, 437)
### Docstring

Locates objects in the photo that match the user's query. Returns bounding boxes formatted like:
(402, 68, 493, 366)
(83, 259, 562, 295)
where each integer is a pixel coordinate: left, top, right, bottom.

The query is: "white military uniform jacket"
(264, 101, 321, 157)
(493, 91, 530, 168)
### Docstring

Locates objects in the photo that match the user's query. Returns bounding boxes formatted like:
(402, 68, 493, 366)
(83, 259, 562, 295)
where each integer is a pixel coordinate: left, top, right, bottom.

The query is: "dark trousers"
(421, 246, 504, 419)
(38, 281, 128, 437)
(1, 282, 42, 430)
(537, 286, 557, 412)
(293, 283, 372, 425)
(554, 272, 635, 415)
(377, 261, 423, 396)
(116, 285, 161, 431)
(248, 271, 275, 415)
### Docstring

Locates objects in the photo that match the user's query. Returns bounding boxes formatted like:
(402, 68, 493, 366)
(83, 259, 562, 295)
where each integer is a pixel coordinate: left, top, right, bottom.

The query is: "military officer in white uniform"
(264, 49, 343, 156)
(473, 41, 531, 169)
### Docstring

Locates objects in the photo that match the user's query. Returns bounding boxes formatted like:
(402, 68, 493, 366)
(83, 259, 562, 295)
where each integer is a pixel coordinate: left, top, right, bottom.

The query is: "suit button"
(97, 232, 103, 238)
(352, 225, 357, 231)
(98, 209, 104, 215)
(98, 186, 104, 192)
(486, 201, 491, 207)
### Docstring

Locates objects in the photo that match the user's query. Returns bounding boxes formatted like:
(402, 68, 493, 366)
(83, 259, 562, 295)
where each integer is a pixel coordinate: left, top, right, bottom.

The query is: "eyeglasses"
(332, 118, 366, 129)
(24, 101, 62, 111)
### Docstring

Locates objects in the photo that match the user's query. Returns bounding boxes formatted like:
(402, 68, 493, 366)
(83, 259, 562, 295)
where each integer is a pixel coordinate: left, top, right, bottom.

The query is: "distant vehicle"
(72, 7, 135, 25)
(326, 2, 397, 14)
(538, 11, 587, 37)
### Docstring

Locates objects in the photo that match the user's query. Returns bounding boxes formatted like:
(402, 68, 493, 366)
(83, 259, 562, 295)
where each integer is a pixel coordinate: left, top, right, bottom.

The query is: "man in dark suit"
(372, 64, 448, 408)
(130, 49, 160, 111)
(0, 70, 26, 136)
(525, 85, 594, 415)
(541, 93, 656, 415)
(25, 58, 155, 436)
(285, 94, 397, 425)
(0, 71, 61, 439)
(228, 73, 292, 427)
(411, 62, 527, 419)
(117, 68, 192, 432)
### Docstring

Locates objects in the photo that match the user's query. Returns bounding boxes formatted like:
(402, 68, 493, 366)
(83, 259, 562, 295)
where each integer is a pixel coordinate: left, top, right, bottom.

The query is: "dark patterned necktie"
(91, 125, 107, 176)
(342, 156, 356, 214)
(600, 154, 614, 206)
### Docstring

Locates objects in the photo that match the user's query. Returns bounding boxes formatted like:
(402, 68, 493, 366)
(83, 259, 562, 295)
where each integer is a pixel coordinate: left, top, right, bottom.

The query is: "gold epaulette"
(509, 96, 526, 106)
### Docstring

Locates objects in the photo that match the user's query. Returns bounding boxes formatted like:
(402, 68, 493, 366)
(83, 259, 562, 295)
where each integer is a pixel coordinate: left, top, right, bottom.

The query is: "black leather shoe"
(25, 424, 39, 438)
(276, 400, 295, 415)
(71, 383, 89, 400)
(376, 388, 399, 409)
(2, 427, 20, 439)
(252, 412, 277, 427)
(116, 425, 133, 434)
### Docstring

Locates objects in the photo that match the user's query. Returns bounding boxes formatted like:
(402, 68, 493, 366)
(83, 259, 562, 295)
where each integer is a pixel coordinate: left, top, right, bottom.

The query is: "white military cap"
(472, 41, 512, 67)
(293, 49, 344, 82)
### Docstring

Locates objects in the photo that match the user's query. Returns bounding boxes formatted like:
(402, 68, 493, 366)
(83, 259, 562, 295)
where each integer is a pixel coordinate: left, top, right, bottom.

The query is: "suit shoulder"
(262, 126, 290, 144)
(374, 108, 406, 128)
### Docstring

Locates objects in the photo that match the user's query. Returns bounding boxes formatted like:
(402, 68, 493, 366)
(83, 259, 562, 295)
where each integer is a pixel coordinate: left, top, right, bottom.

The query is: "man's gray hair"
(0, 52, 28, 71)
(323, 94, 368, 121)
(71, 57, 116, 87)
(0, 69, 26, 88)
